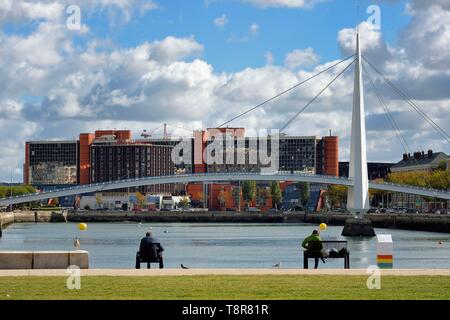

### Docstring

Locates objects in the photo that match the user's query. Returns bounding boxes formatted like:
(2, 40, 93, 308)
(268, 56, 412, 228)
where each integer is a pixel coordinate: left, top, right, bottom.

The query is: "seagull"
(74, 237, 80, 250)
(272, 262, 282, 268)
(181, 264, 189, 269)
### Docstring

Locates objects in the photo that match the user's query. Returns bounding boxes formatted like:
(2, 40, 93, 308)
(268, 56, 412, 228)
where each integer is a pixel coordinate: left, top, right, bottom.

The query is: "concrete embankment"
(66, 211, 303, 223)
(66, 211, 450, 233)
(301, 212, 450, 233)
(3, 210, 450, 233)
(0, 211, 67, 237)
(0, 212, 14, 237)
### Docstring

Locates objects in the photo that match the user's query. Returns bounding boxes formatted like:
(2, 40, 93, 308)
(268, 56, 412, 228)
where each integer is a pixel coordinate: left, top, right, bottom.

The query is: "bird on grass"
(181, 264, 189, 269)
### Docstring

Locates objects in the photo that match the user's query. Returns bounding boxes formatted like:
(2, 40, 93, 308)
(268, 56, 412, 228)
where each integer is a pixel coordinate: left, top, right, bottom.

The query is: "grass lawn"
(0, 275, 449, 300)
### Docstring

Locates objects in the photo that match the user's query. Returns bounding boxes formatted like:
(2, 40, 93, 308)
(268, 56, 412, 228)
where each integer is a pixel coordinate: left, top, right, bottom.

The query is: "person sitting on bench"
(302, 229, 326, 269)
(136, 231, 164, 269)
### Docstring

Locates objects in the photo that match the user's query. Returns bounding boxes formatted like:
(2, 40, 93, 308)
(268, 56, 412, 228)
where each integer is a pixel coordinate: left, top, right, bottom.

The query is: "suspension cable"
(363, 64, 410, 153)
(362, 56, 450, 144)
(280, 58, 356, 132)
(217, 54, 356, 128)
(364, 65, 431, 173)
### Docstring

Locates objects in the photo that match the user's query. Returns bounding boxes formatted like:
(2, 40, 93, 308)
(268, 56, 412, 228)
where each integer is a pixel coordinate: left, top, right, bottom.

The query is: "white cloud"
(213, 14, 227, 27)
(227, 23, 259, 43)
(0, 0, 159, 26)
(0, 100, 24, 119)
(264, 51, 274, 65)
(249, 23, 259, 35)
(148, 36, 204, 63)
(0, 0, 64, 23)
(284, 48, 320, 68)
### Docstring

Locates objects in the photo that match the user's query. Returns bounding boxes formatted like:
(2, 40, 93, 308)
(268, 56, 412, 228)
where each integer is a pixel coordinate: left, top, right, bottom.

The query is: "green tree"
(178, 197, 190, 209)
(242, 180, 256, 208)
(298, 182, 310, 206)
(327, 185, 348, 208)
(217, 188, 227, 209)
(196, 191, 205, 208)
(0, 185, 36, 198)
(387, 171, 450, 190)
(136, 192, 146, 208)
(270, 181, 282, 209)
(257, 187, 270, 207)
(437, 160, 447, 171)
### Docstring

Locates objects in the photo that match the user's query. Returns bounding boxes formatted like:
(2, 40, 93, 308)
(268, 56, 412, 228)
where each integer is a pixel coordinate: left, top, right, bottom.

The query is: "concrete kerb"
(0, 269, 450, 277)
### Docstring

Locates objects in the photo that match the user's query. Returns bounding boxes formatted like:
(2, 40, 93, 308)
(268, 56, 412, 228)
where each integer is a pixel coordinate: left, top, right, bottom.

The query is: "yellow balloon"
(78, 223, 87, 231)
(319, 223, 327, 231)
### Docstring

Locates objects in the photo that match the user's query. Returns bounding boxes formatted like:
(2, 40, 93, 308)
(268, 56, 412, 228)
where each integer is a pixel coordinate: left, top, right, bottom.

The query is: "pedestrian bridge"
(1, 172, 449, 206)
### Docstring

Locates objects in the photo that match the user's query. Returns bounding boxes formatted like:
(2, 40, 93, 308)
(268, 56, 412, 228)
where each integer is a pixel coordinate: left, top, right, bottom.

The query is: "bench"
(303, 240, 350, 269)
(135, 243, 163, 269)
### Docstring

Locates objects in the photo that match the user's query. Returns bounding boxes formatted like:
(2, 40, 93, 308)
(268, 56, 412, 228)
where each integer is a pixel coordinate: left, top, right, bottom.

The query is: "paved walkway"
(1, 269, 450, 277)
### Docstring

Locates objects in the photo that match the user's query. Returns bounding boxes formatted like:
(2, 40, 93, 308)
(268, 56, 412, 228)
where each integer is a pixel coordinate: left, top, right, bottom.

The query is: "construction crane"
(141, 123, 195, 139)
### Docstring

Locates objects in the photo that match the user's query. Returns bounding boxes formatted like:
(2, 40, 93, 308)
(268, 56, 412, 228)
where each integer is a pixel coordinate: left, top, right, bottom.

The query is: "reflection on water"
(1, 222, 449, 269)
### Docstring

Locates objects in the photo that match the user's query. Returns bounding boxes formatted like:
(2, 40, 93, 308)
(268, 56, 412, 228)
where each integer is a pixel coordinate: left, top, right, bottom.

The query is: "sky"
(0, 0, 449, 182)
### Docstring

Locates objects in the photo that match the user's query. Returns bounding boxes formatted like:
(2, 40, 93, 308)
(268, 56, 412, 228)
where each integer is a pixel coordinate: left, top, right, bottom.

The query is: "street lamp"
(9, 169, 13, 213)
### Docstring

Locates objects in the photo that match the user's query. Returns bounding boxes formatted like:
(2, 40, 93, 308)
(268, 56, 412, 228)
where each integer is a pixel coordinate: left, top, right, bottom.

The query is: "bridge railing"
(2, 172, 449, 203)
(370, 181, 449, 193)
(4, 172, 351, 201)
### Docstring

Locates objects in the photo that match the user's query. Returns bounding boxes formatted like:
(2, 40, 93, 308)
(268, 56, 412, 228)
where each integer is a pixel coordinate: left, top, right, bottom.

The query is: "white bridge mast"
(347, 32, 370, 216)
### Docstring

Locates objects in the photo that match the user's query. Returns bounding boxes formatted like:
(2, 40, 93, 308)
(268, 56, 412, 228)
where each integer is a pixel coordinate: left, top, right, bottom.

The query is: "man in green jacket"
(302, 230, 325, 269)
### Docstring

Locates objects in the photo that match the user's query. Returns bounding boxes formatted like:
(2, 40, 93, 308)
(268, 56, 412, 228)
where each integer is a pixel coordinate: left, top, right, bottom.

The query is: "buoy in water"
(78, 223, 87, 231)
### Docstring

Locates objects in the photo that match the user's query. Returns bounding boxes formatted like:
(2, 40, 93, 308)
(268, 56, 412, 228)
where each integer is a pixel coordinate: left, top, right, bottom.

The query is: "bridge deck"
(0, 173, 449, 206)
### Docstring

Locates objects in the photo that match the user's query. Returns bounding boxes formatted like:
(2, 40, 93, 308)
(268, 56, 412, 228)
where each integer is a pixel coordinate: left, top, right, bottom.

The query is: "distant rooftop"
(392, 150, 448, 169)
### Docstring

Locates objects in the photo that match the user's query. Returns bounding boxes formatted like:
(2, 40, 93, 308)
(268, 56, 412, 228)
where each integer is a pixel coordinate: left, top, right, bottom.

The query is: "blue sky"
(79, 0, 411, 72)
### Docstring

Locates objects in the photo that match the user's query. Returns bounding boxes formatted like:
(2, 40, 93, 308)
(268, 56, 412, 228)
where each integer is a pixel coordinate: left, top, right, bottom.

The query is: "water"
(1, 222, 450, 269)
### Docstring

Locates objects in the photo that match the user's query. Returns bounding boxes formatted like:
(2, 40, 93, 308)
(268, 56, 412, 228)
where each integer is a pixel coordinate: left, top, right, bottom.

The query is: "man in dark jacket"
(136, 231, 164, 269)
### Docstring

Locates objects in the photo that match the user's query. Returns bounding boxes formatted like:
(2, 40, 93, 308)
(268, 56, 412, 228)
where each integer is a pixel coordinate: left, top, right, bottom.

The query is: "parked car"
(396, 207, 408, 213)
(406, 208, 419, 214)
(247, 207, 261, 212)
